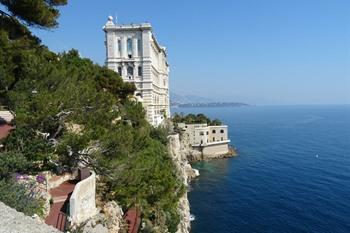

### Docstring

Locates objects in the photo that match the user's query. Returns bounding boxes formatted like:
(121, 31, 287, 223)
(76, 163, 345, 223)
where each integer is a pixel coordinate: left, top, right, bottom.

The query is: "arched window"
(127, 38, 132, 55)
(136, 92, 143, 98)
(127, 66, 133, 76)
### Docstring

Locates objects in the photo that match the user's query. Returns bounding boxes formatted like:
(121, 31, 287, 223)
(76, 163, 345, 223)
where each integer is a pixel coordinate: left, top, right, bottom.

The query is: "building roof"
(0, 124, 14, 140)
(103, 16, 152, 31)
(124, 208, 141, 233)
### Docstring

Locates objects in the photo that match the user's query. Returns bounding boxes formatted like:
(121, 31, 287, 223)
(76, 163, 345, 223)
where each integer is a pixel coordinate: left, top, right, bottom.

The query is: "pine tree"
(0, 0, 67, 28)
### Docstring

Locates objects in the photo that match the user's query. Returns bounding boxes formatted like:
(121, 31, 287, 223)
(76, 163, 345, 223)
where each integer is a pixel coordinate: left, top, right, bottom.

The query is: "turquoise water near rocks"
(172, 105, 350, 233)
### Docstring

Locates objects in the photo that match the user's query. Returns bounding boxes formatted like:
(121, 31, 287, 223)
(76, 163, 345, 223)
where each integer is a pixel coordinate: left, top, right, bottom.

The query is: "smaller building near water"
(177, 123, 231, 158)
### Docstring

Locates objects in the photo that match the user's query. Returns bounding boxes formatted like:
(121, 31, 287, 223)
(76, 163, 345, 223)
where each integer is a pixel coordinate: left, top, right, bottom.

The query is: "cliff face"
(168, 131, 234, 233)
(168, 134, 199, 233)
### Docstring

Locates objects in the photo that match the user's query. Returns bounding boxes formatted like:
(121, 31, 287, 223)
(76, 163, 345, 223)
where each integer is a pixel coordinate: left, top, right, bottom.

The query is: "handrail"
(56, 211, 68, 232)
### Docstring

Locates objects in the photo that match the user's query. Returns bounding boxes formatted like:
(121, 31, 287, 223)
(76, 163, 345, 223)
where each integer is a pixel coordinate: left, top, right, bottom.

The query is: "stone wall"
(201, 143, 230, 157)
(0, 201, 60, 233)
(0, 110, 14, 123)
(69, 172, 97, 226)
(48, 171, 77, 190)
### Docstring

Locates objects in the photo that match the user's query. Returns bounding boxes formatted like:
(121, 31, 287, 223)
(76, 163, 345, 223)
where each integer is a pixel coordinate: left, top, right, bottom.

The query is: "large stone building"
(103, 16, 170, 125)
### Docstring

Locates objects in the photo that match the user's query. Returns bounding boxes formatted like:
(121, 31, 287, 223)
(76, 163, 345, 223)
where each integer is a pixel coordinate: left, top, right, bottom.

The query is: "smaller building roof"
(124, 208, 141, 233)
(0, 124, 14, 140)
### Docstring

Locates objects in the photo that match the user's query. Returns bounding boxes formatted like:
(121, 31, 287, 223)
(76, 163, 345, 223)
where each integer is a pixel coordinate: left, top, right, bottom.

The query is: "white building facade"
(178, 123, 231, 157)
(103, 16, 170, 125)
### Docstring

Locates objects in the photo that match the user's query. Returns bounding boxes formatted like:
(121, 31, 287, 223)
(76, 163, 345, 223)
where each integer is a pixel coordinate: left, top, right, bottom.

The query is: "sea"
(172, 105, 350, 233)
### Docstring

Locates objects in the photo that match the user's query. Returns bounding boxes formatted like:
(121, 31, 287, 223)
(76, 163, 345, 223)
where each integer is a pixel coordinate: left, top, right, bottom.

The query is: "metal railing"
(56, 212, 68, 232)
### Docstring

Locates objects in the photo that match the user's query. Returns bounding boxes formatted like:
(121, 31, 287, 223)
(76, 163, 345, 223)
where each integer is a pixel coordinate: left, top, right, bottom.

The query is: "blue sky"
(30, 0, 350, 105)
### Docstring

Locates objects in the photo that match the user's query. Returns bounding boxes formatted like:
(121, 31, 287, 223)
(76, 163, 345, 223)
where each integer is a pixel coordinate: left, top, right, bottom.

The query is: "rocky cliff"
(168, 134, 199, 233)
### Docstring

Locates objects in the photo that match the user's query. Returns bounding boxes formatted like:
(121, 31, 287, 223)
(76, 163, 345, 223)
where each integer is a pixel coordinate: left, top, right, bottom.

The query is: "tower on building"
(103, 16, 170, 126)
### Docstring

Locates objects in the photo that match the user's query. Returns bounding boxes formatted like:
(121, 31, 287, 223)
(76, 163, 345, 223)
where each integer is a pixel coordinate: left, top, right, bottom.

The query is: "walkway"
(45, 180, 78, 231)
(0, 124, 14, 140)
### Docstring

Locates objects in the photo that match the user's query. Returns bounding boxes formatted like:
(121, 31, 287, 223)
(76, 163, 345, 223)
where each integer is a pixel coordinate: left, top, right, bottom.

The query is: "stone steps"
(45, 180, 78, 231)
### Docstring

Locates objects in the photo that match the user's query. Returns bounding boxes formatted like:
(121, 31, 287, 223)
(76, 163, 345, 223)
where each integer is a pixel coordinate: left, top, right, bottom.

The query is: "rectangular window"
(212, 130, 216, 134)
(117, 67, 122, 75)
(200, 132, 204, 136)
(213, 137, 215, 142)
(221, 137, 224, 141)
(220, 129, 224, 133)
(118, 40, 121, 54)
(138, 39, 142, 55)
(127, 66, 133, 75)
(138, 66, 142, 76)
(206, 131, 209, 135)
(127, 38, 132, 55)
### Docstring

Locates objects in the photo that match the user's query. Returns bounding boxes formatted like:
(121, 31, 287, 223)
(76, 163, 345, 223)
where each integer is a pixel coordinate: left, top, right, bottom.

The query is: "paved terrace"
(0, 201, 60, 233)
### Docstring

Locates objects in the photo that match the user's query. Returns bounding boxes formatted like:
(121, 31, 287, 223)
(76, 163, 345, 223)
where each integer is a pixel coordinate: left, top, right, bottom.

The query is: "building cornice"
(104, 23, 152, 32)
(151, 34, 167, 55)
(193, 140, 231, 147)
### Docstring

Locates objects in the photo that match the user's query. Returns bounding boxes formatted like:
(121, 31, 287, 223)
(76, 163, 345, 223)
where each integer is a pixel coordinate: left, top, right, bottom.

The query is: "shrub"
(0, 179, 44, 217)
(172, 112, 222, 126)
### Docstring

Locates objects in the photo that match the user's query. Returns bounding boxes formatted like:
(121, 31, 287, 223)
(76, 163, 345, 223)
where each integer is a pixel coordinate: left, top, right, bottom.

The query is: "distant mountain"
(170, 93, 248, 108)
(176, 102, 249, 108)
(170, 93, 214, 104)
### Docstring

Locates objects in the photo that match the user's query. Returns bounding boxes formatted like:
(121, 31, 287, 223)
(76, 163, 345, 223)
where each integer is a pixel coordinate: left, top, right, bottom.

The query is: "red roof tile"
(0, 124, 14, 140)
(124, 208, 141, 233)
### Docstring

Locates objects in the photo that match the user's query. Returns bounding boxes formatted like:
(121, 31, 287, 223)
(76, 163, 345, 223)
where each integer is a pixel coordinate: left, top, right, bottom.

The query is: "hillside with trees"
(172, 113, 222, 126)
(0, 1, 183, 232)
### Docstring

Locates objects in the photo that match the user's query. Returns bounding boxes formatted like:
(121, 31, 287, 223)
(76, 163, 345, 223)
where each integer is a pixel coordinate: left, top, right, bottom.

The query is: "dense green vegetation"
(172, 112, 222, 126)
(0, 179, 45, 217)
(0, 2, 183, 232)
(0, 0, 67, 28)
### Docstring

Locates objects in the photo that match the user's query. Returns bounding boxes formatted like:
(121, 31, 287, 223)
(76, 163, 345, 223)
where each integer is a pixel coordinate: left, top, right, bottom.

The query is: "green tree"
(172, 112, 222, 126)
(0, 0, 68, 28)
(0, 179, 44, 216)
(0, 2, 183, 230)
(210, 118, 222, 126)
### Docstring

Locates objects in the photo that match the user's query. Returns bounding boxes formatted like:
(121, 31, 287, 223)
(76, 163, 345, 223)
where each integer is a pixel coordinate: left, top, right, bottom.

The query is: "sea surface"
(172, 105, 350, 233)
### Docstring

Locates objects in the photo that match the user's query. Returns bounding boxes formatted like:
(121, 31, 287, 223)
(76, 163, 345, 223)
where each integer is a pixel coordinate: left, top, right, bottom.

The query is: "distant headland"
(172, 102, 249, 108)
(170, 93, 248, 108)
